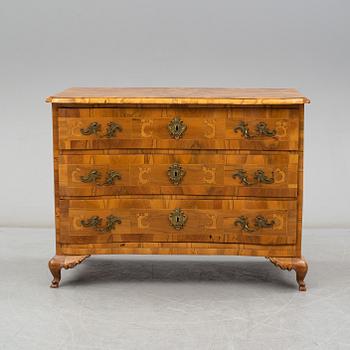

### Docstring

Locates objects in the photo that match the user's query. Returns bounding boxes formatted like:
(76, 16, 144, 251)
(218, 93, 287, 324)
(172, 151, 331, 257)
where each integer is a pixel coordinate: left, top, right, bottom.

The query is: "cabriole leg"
(267, 256, 308, 291)
(48, 255, 90, 288)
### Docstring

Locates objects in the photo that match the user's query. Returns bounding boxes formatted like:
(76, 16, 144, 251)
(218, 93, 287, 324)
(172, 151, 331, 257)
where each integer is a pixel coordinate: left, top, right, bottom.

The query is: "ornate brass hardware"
(232, 169, 274, 186)
(80, 170, 102, 183)
(168, 116, 187, 139)
(80, 121, 122, 138)
(167, 163, 186, 185)
(105, 121, 122, 138)
(234, 121, 276, 139)
(234, 215, 275, 232)
(80, 169, 121, 186)
(81, 215, 122, 232)
(255, 122, 276, 137)
(255, 215, 275, 229)
(169, 208, 187, 230)
(102, 170, 121, 185)
(80, 122, 101, 135)
(254, 169, 274, 184)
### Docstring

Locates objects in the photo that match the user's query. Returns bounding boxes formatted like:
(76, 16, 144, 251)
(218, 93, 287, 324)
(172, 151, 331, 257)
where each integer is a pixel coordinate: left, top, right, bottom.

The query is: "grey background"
(0, 0, 349, 228)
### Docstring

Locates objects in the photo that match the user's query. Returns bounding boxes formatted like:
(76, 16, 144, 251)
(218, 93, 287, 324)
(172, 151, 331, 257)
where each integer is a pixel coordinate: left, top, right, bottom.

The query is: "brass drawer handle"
(80, 121, 122, 138)
(80, 121, 101, 135)
(168, 116, 187, 139)
(234, 215, 275, 232)
(234, 121, 276, 139)
(232, 169, 274, 186)
(169, 208, 187, 230)
(81, 215, 121, 232)
(167, 163, 186, 185)
(80, 169, 121, 186)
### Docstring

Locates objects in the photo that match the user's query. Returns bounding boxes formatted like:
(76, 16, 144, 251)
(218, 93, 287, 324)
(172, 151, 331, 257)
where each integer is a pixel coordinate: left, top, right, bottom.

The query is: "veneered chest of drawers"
(46, 88, 310, 290)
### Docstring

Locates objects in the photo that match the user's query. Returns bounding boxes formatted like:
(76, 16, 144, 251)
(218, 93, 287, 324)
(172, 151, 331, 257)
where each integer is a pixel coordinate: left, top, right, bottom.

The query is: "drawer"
(59, 198, 297, 245)
(59, 152, 298, 197)
(57, 106, 300, 150)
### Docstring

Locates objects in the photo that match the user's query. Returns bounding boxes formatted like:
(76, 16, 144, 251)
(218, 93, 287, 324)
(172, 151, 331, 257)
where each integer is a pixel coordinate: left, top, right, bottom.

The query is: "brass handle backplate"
(168, 116, 187, 139)
(80, 215, 122, 232)
(167, 163, 186, 185)
(80, 121, 122, 138)
(232, 169, 274, 186)
(234, 215, 275, 232)
(80, 169, 121, 186)
(234, 121, 276, 139)
(169, 208, 187, 230)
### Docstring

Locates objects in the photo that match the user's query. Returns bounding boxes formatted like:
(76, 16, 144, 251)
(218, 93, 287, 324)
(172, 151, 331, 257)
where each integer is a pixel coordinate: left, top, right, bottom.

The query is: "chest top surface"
(46, 87, 310, 105)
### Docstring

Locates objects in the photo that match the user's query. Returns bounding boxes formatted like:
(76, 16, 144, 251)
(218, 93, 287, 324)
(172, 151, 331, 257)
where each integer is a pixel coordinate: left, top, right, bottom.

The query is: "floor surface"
(0, 228, 349, 350)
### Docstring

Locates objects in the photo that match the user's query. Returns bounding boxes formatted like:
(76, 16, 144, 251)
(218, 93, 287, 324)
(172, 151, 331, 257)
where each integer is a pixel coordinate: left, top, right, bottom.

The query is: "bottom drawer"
(59, 198, 297, 245)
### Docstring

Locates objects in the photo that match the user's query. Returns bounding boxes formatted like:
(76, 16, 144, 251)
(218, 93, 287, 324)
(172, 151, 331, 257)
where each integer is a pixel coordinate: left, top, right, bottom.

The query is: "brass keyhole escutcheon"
(167, 163, 185, 185)
(168, 116, 187, 139)
(169, 208, 187, 230)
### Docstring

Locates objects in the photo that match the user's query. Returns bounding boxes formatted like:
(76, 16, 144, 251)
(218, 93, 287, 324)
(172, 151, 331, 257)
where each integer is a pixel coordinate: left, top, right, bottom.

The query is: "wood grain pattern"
(48, 87, 309, 290)
(46, 87, 310, 105)
(57, 106, 300, 150)
(59, 152, 298, 197)
(296, 105, 304, 257)
(59, 198, 297, 246)
(59, 243, 297, 257)
(52, 104, 61, 252)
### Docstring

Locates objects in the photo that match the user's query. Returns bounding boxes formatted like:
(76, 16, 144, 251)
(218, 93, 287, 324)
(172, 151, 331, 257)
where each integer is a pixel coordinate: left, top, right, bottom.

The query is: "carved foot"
(48, 255, 90, 288)
(267, 256, 308, 291)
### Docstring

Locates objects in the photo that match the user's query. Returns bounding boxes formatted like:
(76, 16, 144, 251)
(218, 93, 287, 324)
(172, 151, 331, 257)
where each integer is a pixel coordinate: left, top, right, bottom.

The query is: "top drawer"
(57, 106, 300, 151)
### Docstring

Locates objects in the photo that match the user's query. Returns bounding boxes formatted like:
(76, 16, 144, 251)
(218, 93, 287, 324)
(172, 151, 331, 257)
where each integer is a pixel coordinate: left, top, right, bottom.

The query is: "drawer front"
(57, 107, 299, 150)
(59, 153, 298, 197)
(59, 198, 297, 245)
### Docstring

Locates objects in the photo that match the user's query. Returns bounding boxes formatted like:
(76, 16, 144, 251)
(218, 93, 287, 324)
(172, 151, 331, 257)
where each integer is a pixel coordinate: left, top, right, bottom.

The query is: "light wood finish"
(60, 243, 297, 257)
(59, 198, 297, 245)
(57, 106, 300, 150)
(46, 87, 310, 105)
(59, 152, 298, 197)
(48, 255, 90, 288)
(48, 87, 309, 290)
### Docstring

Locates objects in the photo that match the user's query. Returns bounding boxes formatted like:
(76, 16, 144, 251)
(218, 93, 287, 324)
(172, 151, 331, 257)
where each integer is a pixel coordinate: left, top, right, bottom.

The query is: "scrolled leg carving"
(267, 256, 308, 291)
(48, 255, 90, 288)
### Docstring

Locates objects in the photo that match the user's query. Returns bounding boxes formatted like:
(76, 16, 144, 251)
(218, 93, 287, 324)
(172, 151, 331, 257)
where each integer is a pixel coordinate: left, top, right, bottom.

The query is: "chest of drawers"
(46, 88, 310, 291)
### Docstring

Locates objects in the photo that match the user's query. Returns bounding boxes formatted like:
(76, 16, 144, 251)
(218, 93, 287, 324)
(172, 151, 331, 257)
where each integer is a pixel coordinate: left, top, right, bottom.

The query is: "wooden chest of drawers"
(46, 88, 310, 291)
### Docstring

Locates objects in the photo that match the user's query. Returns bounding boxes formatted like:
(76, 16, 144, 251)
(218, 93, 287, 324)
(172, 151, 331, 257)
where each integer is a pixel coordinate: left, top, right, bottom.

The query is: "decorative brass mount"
(234, 121, 276, 139)
(232, 169, 274, 186)
(80, 215, 121, 232)
(167, 163, 186, 185)
(169, 208, 187, 230)
(80, 121, 122, 138)
(168, 116, 187, 139)
(234, 215, 275, 232)
(80, 169, 121, 186)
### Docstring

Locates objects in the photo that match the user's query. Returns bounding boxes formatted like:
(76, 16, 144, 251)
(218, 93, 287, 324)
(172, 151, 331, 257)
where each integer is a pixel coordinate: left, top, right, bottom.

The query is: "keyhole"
(174, 171, 178, 177)
(175, 125, 179, 131)
(176, 217, 179, 222)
